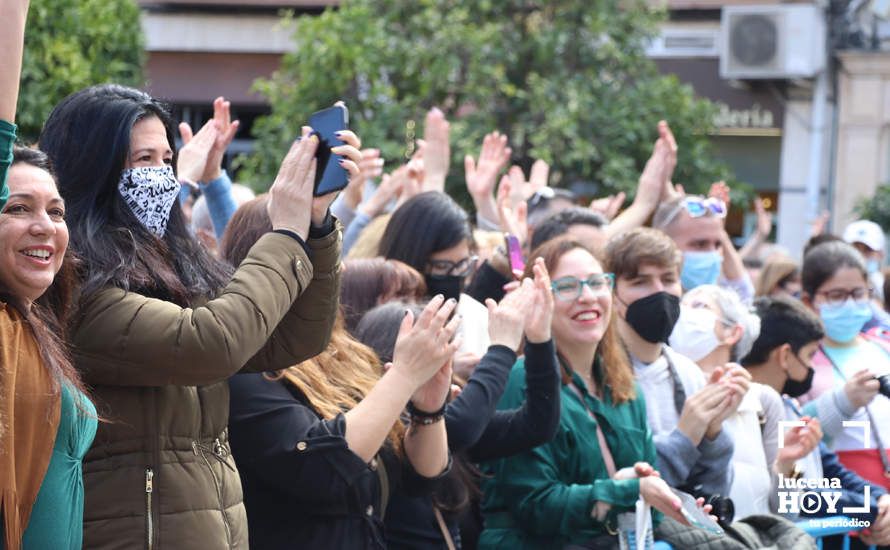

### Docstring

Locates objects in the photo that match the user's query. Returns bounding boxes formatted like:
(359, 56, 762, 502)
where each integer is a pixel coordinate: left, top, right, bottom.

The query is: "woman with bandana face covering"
(743, 297, 890, 546)
(38, 84, 362, 549)
(799, 241, 890, 491)
(604, 228, 749, 502)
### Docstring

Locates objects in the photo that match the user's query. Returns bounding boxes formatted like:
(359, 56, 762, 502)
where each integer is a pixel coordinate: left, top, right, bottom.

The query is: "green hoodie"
(0, 120, 15, 211)
(479, 356, 658, 549)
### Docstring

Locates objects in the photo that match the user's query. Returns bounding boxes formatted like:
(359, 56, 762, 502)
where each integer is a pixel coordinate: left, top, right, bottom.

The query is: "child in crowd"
(743, 296, 890, 547)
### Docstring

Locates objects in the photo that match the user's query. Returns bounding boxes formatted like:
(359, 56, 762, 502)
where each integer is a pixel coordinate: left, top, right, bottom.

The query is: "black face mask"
(782, 362, 815, 398)
(425, 274, 463, 302)
(622, 291, 681, 344)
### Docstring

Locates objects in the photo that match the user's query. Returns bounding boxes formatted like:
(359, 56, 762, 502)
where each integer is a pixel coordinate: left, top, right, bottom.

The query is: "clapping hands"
(177, 96, 240, 186)
(486, 258, 554, 350)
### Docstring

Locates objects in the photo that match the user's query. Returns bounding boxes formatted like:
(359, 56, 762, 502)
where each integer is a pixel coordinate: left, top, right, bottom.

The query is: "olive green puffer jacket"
(74, 228, 341, 550)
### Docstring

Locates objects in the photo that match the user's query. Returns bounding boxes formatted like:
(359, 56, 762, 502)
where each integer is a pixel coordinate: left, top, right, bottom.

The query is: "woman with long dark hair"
(220, 195, 455, 548)
(38, 84, 360, 549)
(355, 260, 560, 550)
(378, 191, 491, 361)
(1, 147, 96, 549)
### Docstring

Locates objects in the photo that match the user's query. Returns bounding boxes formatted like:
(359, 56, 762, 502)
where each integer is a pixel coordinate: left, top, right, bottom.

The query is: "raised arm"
(604, 121, 677, 239)
(73, 134, 346, 386)
(443, 278, 536, 451)
(468, 339, 559, 462)
(469, 259, 560, 462)
(0, 0, 30, 209)
(0, 0, 28, 122)
(177, 97, 241, 238)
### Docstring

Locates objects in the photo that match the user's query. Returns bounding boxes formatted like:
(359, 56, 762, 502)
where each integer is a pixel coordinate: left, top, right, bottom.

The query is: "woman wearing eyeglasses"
(352, 259, 559, 550)
(479, 237, 706, 549)
(378, 191, 490, 372)
(800, 240, 890, 489)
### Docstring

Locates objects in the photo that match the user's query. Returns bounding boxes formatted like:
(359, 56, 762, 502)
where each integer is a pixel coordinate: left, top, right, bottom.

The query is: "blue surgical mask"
(681, 251, 722, 291)
(819, 299, 872, 343)
(867, 258, 881, 275)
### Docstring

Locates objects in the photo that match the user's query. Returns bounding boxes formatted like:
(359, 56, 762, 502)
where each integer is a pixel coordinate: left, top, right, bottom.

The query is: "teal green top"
(479, 357, 657, 549)
(22, 385, 97, 550)
(0, 120, 15, 211)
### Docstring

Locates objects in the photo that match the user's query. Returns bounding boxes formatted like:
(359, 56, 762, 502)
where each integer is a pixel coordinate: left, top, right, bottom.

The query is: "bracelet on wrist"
(407, 400, 447, 425)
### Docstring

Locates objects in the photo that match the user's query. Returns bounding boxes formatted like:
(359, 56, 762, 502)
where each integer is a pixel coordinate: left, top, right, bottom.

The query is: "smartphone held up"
(308, 102, 350, 197)
(505, 233, 525, 279)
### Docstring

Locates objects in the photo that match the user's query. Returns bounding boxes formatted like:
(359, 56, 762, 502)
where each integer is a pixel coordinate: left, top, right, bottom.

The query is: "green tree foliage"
(17, 0, 144, 141)
(244, 0, 730, 202)
(856, 185, 890, 232)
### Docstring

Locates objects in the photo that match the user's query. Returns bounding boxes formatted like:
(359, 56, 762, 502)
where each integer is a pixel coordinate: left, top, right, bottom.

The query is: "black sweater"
(227, 373, 448, 550)
(385, 339, 560, 549)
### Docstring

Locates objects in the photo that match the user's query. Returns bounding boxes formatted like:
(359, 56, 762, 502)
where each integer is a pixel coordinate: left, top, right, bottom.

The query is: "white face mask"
(668, 306, 722, 361)
(118, 166, 181, 237)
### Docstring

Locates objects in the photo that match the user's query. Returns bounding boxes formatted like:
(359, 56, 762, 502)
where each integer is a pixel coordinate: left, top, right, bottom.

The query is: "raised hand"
(465, 131, 511, 225)
(638, 120, 677, 208)
(753, 197, 773, 238)
(393, 150, 425, 209)
(390, 296, 461, 406)
(486, 278, 535, 351)
(343, 148, 384, 210)
(708, 181, 731, 220)
(359, 171, 403, 218)
(312, 126, 363, 225)
(589, 192, 626, 221)
(507, 160, 549, 208)
(421, 107, 450, 192)
(777, 417, 822, 471)
(523, 258, 554, 344)
(465, 131, 511, 199)
(177, 120, 218, 187)
(178, 97, 240, 184)
(266, 133, 319, 240)
(497, 175, 529, 245)
(205, 96, 239, 182)
(810, 210, 831, 237)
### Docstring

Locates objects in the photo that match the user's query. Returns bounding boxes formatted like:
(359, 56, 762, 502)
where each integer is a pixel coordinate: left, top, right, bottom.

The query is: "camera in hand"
(679, 484, 735, 528)
(703, 494, 734, 528)
(877, 374, 890, 398)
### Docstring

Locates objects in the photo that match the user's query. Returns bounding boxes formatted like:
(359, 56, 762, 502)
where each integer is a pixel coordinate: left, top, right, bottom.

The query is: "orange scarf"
(0, 301, 60, 550)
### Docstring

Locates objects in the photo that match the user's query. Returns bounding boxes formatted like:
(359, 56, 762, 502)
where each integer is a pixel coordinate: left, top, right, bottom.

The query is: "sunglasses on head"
(660, 196, 727, 228)
(683, 197, 727, 219)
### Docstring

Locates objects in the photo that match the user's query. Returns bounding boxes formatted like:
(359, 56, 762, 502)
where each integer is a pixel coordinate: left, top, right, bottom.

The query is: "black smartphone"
(308, 103, 349, 196)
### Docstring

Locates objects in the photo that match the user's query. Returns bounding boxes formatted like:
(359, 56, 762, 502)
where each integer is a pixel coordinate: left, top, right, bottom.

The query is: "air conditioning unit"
(720, 5, 827, 80)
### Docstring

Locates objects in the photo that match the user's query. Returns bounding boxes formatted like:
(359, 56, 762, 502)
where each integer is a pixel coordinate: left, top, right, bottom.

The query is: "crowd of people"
(3, 1, 890, 549)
